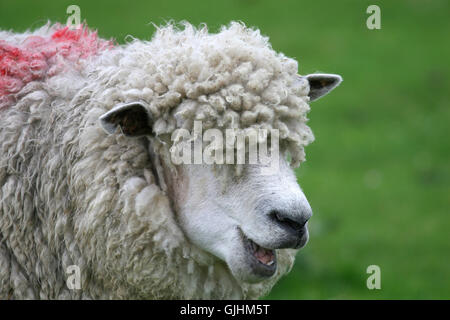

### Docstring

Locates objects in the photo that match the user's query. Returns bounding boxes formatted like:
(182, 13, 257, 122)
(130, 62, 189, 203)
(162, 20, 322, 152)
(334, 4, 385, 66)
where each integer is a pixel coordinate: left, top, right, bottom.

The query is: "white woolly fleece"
(0, 22, 312, 299)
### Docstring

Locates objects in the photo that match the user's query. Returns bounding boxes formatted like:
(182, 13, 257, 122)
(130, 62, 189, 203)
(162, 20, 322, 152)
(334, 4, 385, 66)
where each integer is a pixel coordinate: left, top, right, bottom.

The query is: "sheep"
(0, 22, 342, 299)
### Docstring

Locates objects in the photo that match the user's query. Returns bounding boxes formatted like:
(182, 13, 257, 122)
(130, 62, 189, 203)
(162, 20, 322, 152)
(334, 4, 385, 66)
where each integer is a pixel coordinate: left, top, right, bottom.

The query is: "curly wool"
(0, 24, 112, 109)
(91, 22, 314, 166)
(0, 22, 310, 299)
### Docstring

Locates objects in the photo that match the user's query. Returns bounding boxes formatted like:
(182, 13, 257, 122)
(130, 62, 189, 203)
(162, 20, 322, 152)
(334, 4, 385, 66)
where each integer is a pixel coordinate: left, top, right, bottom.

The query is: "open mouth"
(241, 230, 277, 278)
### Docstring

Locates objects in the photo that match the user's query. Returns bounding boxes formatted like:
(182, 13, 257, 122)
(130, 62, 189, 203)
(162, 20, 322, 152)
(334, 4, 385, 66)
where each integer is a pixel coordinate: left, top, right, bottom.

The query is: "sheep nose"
(271, 210, 310, 233)
(269, 206, 312, 249)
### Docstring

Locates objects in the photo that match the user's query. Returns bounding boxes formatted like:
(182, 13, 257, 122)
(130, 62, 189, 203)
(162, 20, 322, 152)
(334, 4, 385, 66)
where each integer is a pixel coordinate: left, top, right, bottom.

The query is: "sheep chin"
(224, 228, 278, 284)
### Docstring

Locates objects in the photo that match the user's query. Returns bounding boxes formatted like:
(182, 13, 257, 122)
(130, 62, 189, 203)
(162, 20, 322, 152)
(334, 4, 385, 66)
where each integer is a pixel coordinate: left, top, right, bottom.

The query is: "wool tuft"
(0, 24, 113, 109)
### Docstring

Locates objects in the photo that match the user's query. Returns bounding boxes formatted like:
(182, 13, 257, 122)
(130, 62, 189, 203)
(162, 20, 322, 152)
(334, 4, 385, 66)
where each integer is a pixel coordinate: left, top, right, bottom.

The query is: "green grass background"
(1, 0, 448, 299)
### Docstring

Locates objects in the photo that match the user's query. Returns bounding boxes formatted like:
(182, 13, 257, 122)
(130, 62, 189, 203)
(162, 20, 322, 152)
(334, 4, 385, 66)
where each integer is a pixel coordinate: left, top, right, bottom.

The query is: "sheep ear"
(99, 102, 152, 136)
(305, 73, 342, 101)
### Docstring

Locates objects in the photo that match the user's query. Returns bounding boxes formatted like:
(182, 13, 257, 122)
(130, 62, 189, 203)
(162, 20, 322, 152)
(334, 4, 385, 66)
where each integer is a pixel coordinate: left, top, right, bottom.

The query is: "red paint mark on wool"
(0, 24, 114, 108)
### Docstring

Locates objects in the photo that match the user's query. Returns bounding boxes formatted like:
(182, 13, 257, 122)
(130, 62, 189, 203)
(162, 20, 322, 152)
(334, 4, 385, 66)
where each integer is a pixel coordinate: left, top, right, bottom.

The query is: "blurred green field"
(1, 0, 448, 299)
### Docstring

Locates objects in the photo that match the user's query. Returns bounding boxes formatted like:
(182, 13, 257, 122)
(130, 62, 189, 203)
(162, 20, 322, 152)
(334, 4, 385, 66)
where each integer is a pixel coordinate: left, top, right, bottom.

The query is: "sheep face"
(167, 159, 312, 283)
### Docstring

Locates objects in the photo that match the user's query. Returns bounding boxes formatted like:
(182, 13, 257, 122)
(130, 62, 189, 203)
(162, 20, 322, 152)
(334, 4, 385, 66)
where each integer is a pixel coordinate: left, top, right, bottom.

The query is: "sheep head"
(95, 22, 342, 298)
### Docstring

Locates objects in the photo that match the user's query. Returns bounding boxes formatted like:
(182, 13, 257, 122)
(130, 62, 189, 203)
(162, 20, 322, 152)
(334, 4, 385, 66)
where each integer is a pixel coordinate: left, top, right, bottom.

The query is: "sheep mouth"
(241, 231, 277, 278)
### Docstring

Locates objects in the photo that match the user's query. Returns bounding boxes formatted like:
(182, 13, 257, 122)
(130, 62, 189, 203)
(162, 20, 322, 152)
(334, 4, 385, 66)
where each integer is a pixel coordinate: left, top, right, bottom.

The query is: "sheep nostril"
(271, 210, 308, 233)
